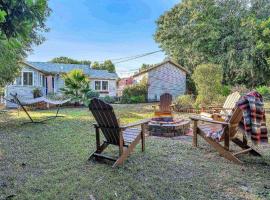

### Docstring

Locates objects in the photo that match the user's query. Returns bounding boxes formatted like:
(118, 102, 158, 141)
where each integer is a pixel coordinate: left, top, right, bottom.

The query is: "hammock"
(6, 93, 70, 124)
(15, 96, 70, 106)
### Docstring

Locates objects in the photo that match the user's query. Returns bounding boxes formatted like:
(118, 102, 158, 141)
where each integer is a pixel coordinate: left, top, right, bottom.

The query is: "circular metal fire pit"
(148, 118, 190, 137)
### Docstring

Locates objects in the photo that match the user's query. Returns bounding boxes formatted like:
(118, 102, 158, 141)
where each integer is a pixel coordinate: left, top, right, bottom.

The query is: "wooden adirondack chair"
(200, 92, 241, 121)
(153, 93, 173, 117)
(191, 107, 261, 164)
(89, 98, 150, 167)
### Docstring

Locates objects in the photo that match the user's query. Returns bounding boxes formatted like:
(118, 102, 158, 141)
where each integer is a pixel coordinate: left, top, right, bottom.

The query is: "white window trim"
(22, 71, 34, 86)
(94, 80, 109, 92)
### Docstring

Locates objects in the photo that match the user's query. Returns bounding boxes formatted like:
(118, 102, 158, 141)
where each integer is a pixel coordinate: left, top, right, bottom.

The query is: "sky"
(27, 0, 179, 77)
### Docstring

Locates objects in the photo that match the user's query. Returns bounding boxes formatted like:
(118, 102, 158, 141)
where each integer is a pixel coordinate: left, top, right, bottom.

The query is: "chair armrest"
(120, 118, 151, 130)
(93, 123, 99, 128)
(190, 115, 229, 125)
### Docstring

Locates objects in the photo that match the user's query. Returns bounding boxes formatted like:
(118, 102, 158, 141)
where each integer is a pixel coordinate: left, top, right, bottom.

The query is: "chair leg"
(113, 134, 141, 168)
(198, 132, 243, 164)
(192, 120, 198, 147)
(88, 142, 109, 161)
(141, 124, 146, 152)
(232, 138, 261, 157)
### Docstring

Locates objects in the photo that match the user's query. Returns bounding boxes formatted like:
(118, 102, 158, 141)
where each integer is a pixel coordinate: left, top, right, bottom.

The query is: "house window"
(42, 75, 45, 87)
(23, 72, 33, 86)
(102, 81, 108, 91)
(95, 80, 109, 91)
(95, 81, 101, 91)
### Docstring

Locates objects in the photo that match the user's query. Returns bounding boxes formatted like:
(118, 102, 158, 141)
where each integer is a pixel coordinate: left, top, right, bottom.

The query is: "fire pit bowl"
(148, 117, 190, 137)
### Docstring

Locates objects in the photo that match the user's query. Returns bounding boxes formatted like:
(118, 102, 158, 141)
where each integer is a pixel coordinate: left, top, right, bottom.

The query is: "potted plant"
(32, 88, 42, 98)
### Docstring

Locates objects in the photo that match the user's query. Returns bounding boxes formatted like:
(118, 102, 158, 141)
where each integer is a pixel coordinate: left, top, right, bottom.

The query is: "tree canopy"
(139, 64, 154, 72)
(51, 57, 91, 65)
(92, 60, 116, 73)
(155, 0, 270, 87)
(0, 0, 50, 87)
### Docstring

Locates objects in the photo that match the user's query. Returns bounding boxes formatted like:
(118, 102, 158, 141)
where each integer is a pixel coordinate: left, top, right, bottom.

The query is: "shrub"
(102, 95, 116, 104)
(174, 95, 194, 108)
(130, 95, 146, 104)
(86, 90, 100, 99)
(32, 88, 42, 98)
(256, 85, 270, 100)
(121, 82, 147, 104)
(220, 85, 231, 96)
(192, 63, 223, 106)
(256, 86, 270, 97)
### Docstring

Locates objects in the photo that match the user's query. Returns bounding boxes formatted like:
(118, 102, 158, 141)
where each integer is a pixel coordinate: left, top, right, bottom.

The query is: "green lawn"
(0, 104, 270, 200)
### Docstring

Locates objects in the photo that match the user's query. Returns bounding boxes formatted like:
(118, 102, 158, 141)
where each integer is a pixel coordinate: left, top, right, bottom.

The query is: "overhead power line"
(98, 50, 163, 64)
(114, 50, 163, 64)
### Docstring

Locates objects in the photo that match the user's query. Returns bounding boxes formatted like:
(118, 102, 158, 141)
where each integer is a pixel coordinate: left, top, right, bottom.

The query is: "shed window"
(23, 72, 33, 86)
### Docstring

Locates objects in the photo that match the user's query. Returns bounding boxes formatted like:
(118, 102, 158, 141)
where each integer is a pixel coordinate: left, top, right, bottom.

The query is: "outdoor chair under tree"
(191, 107, 262, 164)
(153, 93, 173, 117)
(89, 98, 150, 167)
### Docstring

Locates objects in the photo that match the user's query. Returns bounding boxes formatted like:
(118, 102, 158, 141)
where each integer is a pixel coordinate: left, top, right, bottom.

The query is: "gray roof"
(25, 61, 118, 79)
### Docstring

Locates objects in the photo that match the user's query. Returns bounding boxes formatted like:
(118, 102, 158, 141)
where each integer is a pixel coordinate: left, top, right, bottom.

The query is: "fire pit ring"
(148, 118, 190, 137)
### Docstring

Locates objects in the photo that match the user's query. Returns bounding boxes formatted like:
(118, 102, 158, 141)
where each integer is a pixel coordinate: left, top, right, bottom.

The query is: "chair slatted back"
(221, 92, 241, 115)
(89, 98, 120, 145)
(228, 107, 243, 138)
(159, 93, 172, 113)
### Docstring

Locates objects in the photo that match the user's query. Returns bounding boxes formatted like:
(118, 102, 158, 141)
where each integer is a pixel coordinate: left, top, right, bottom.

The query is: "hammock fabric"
(16, 96, 70, 106)
(7, 93, 70, 124)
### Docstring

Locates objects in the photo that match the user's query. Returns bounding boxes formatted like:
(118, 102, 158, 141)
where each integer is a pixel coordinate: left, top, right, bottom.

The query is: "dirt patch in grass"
(0, 103, 270, 199)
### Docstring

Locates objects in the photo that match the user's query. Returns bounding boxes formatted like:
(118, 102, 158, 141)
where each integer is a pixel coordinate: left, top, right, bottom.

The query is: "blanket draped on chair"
(237, 91, 268, 144)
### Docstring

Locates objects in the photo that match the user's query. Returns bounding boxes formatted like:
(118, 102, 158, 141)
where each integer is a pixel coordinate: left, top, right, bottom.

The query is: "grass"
(0, 103, 270, 200)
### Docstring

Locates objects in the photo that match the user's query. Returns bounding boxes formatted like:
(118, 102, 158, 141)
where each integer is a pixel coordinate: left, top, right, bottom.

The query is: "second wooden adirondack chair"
(89, 98, 150, 167)
(200, 92, 241, 121)
(191, 107, 261, 164)
(153, 93, 173, 117)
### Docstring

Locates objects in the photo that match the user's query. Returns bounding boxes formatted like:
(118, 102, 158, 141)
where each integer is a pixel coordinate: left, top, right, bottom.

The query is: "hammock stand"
(6, 93, 70, 124)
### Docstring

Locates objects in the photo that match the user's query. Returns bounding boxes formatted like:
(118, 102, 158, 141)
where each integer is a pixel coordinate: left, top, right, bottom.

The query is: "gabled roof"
(22, 61, 118, 80)
(133, 60, 189, 77)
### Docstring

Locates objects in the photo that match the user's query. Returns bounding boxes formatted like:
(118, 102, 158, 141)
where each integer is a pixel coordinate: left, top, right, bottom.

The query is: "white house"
(133, 60, 188, 101)
(5, 61, 118, 107)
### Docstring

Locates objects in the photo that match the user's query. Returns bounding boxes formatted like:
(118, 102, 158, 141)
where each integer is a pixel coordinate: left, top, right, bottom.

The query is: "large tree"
(155, 0, 270, 87)
(0, 0, 50, 87)
(51, 57, 91, 65)
(139, 63, 154, 72)
(91, 60, 116, 73)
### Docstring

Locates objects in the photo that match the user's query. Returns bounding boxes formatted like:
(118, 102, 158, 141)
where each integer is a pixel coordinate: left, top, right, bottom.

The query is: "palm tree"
(61, 69, 91, 106)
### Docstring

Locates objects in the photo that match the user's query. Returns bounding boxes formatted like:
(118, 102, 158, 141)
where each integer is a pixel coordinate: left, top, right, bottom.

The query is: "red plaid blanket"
(237, 91, 268, 144)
